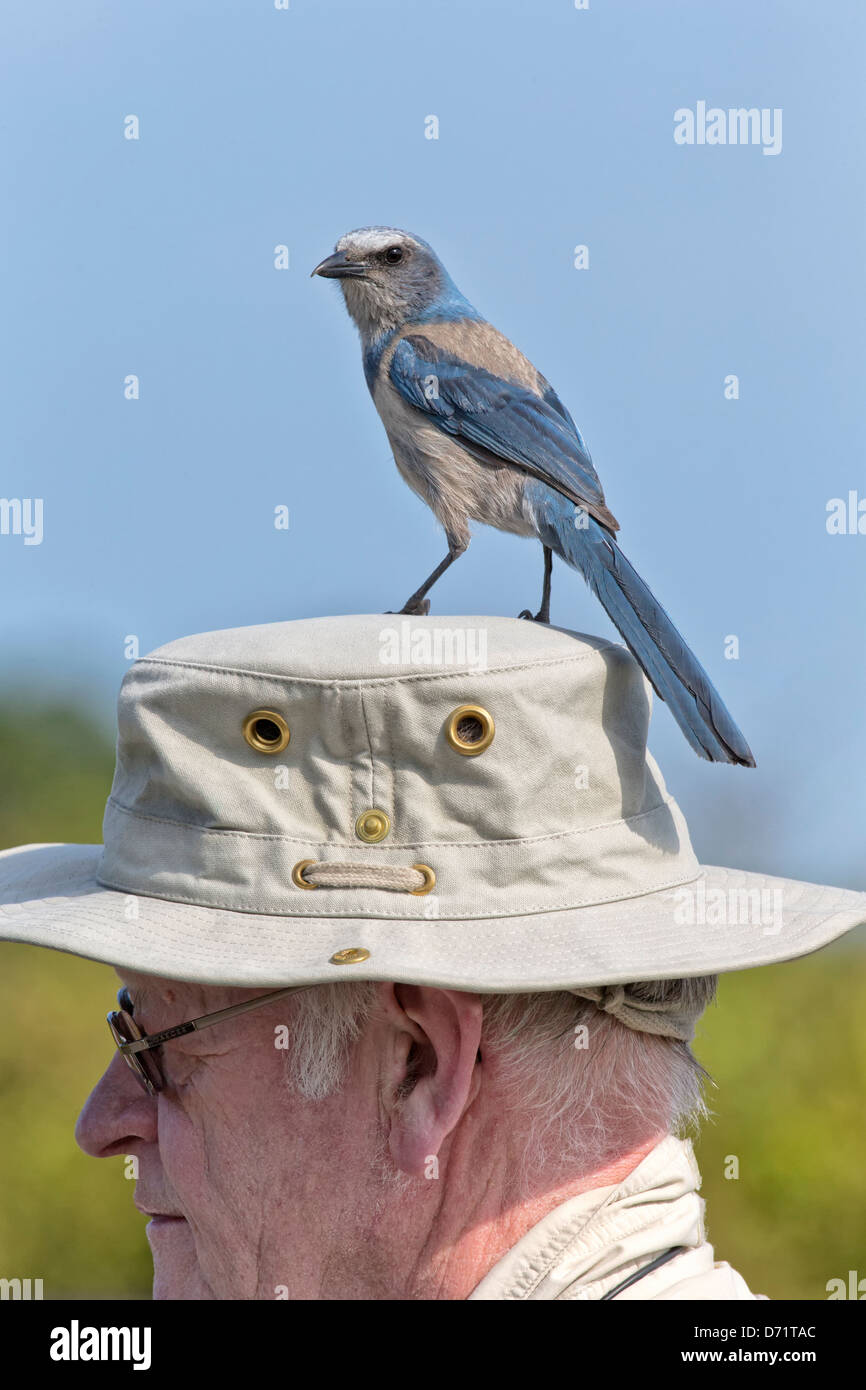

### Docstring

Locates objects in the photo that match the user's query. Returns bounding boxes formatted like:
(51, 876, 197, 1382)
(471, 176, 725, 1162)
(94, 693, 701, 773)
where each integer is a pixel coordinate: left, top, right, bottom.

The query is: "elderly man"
(2, 614, 864, 1300)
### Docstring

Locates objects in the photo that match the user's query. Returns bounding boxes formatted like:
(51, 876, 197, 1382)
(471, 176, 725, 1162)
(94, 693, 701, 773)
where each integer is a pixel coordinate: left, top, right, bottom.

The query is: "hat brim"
(1, 842, 864, 991)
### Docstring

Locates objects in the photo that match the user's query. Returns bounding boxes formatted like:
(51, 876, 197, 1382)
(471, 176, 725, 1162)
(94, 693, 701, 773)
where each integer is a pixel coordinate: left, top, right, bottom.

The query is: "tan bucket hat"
(1, 614, 863, 997)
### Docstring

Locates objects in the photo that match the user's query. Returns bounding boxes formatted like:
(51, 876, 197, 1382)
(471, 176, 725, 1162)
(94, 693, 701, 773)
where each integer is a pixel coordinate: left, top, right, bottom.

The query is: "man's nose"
(74, 1049, 157, 1157)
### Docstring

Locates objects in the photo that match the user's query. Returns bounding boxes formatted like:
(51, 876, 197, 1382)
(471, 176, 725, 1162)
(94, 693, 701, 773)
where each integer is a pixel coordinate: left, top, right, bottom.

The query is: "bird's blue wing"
(389, 334, 618, 530)
(536, 372, 580, 434)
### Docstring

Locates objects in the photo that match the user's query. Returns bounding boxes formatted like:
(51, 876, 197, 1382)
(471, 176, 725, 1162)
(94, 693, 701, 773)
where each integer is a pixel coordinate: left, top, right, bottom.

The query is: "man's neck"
(379, 1130, 668, 1301)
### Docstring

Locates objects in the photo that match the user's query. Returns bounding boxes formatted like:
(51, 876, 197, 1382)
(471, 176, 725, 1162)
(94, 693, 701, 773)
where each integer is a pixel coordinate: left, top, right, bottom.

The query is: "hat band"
(97, 796, 701, 921)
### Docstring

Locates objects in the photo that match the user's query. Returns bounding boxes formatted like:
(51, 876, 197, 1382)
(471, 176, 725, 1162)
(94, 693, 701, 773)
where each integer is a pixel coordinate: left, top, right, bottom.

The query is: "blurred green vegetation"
(0, 702, 152, 1296)
(692, 939, 866, 1300)
(0, 701, 115, 847)
(0, 702, 863, 1299)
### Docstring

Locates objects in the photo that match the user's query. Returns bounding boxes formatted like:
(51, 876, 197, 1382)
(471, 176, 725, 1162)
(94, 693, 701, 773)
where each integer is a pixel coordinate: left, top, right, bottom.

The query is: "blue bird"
(313, 226, 754, 766)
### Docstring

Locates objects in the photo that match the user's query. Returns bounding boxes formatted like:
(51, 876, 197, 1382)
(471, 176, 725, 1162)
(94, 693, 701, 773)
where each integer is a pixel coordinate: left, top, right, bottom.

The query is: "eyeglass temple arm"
(123, 983, 317, 1054)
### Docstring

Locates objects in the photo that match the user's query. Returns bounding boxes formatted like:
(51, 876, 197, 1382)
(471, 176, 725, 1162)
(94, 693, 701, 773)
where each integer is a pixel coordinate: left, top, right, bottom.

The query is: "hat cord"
(296, 861, 427, 892)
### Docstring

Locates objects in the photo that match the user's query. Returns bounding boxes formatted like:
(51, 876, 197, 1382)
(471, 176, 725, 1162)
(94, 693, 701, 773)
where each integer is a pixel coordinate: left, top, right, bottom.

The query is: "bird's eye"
(383, 246, 403, 264)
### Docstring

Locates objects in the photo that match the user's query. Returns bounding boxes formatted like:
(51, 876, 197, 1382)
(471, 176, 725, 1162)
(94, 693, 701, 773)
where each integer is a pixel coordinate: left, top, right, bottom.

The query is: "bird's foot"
(385, 598, 431, 617)
(518, 607, 550, 624)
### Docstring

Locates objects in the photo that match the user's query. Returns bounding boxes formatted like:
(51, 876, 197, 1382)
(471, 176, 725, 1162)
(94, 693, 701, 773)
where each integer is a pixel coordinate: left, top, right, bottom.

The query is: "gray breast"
(372, 347, 537, 549)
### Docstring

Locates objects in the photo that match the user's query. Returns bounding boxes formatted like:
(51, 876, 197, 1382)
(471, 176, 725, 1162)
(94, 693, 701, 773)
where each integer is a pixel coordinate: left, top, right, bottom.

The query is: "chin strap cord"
(600, 1245, 690, 1300)
(569, 985, 701, 1041)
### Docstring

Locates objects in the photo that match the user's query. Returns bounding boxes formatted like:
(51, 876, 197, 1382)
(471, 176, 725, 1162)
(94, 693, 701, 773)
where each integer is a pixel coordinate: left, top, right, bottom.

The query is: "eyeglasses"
(107, 983, 316, 1096)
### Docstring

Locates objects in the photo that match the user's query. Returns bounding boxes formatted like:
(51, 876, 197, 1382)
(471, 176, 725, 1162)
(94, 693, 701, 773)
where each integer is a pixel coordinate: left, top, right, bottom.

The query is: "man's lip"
(144, 1214, 187, 1229)
(135, 1206, 185, 1221)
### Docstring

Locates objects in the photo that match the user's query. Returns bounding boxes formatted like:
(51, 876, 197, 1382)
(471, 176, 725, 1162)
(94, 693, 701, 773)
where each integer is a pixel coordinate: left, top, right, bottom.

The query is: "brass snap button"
(410, 863, 436, 895)
(330, 947, 371, 965)
(243, 709, 290, 755)
(445, 704, 495, 756)
(355, 808, 391, 843)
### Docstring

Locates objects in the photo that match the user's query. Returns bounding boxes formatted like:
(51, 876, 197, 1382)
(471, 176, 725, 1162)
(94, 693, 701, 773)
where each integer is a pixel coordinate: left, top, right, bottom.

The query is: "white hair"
(282, 978, 717, 1183)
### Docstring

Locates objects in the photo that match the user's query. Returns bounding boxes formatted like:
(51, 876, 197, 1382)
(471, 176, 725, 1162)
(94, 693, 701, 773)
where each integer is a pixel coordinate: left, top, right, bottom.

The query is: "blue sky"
(1, 0, 864, 888)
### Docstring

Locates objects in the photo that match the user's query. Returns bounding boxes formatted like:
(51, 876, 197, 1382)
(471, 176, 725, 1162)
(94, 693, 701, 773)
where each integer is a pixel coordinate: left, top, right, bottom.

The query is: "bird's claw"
(518, 608, 550, 624)
(385, 599, 431, 617)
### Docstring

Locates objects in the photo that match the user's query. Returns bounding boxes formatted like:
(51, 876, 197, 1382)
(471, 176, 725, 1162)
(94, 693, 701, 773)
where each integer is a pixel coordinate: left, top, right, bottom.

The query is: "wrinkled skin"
(76, 973, 661, 1299)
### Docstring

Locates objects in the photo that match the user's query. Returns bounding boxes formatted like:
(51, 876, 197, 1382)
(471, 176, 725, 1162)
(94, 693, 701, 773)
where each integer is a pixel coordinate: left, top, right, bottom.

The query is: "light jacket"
(468, 1135, 765, 1300)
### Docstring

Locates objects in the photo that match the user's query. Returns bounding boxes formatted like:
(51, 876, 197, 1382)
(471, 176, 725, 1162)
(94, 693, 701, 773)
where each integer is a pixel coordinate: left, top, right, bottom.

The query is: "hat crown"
(98, 615, 699, 920)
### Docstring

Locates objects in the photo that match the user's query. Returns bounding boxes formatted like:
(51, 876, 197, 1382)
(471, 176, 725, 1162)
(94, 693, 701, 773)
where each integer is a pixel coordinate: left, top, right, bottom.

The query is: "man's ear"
(380, 983, 483, 1177)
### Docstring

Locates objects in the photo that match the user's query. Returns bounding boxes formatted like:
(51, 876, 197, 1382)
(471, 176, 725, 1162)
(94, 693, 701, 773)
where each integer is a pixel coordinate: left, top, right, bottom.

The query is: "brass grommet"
(355, 808, 391, 843)
(330, 947, 371, 965)
(243, 709, 290, 755)
(445, 704, 495, 756)
(410, 863, 436, 896)
(291, 859, 317, 890)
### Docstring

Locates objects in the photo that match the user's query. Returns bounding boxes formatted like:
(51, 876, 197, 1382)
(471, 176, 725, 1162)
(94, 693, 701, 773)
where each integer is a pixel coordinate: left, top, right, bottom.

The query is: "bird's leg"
(519, 545, 553, 623)
(390, 537, 468, 617)
(536, 545, 553, 623)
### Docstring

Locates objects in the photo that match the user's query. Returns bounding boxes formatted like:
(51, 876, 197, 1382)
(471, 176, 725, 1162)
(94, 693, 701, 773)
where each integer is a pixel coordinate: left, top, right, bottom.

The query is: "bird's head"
(312, 227, 465, 339)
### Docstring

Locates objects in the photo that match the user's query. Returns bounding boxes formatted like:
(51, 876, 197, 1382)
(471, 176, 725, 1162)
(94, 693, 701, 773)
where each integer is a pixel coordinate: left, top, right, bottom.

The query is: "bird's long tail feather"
(525, 482, 755, 765)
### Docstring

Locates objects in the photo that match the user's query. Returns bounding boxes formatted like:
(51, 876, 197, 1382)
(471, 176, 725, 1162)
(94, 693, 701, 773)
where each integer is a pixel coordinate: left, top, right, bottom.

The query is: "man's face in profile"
(74, 971, 390, 1299)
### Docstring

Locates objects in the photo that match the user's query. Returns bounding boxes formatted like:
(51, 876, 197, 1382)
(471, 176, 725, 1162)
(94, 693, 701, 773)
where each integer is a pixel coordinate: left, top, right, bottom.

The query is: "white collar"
(468, 1135, 706, 1300)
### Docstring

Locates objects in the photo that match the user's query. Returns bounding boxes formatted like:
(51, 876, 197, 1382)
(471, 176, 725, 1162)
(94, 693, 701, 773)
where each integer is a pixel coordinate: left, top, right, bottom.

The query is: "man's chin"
(147, 1217, 215, 1300)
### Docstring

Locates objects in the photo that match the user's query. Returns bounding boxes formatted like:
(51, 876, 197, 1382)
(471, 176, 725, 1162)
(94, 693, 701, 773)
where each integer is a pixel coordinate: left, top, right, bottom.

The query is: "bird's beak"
(310, 251, 369, 280)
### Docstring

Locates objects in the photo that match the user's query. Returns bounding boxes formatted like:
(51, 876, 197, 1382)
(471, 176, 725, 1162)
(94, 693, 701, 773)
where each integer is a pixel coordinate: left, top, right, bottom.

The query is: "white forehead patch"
(335, 226, 416, 256)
